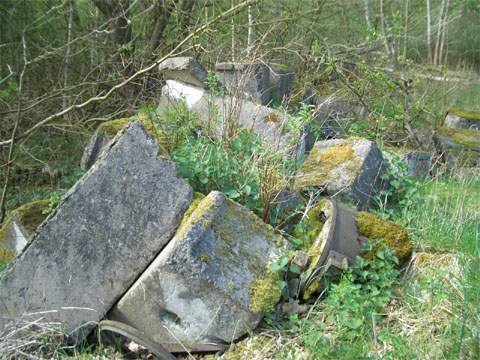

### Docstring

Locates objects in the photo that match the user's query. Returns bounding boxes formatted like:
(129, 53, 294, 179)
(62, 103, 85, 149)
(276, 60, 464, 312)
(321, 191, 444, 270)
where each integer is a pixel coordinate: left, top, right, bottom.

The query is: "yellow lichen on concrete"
(294, 142, 362, 189)
(264, 112, 280, 123)
(248, 273, 281, 313)
(179, 192, 205, 227)
(356, 211, 412, 263)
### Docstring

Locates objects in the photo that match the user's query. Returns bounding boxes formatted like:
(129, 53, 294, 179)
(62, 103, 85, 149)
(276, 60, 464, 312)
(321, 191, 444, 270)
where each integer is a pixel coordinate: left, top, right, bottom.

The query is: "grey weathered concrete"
(444, 111, 480, 131)
(215, 62, 293, 105)
(158, 57, 208, 88)
(110, 191, 287, 350)
(313, 95, 358, 138)
(0, 122, 193, 340)
(158, 80, 307, 157)
(294, 138, 387, 209)
(433, 128, 480, 169)
(401, 151, 433, 178)
(80, 131, 109, 171)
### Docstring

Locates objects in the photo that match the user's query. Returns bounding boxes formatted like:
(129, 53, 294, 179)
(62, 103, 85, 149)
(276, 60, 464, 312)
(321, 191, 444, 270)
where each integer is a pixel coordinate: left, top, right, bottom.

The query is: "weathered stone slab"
(158, 80, 306, 156)
(401, 151, 432, 178)
(158, 57, 208, 88)
(383, 150, 433, 178)
(294, 138, 387, 209)
(0, 200, 50, 257)
(0, 122, 193, 340)
(433, 127, 480, 169)
(110, 191, 288, 351)
(215, 62, 293, 105)
(80, 116, 169, 171)
(313, 95, 358, 138)
(444, 108, 480, 131)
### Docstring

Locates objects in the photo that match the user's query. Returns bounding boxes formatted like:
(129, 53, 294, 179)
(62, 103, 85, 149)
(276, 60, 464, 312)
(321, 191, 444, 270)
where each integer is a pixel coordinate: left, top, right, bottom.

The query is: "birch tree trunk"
(246, 5, 253, 57)
(438, 0, 451, 66)
(433, 0, 446, 65)
(426, 0, 432, 63)
(403, 0, 411, 59)
(364, 0, 372, 30)
(63, 0, 74, 119)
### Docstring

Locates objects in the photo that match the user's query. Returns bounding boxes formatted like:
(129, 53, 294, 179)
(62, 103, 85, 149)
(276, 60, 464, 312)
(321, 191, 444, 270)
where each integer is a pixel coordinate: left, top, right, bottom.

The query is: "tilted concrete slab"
(0, 122, 193, 340)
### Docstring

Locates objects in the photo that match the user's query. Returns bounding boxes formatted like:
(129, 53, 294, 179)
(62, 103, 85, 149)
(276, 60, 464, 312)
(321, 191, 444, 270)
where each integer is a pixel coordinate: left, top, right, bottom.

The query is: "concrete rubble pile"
(0, 57, 414, 357)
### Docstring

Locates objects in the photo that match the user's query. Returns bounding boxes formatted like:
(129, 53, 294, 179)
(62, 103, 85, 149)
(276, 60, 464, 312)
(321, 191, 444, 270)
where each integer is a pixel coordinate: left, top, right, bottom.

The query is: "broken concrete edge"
(158, 57, 208, 88)
(294, 197, 411, 300)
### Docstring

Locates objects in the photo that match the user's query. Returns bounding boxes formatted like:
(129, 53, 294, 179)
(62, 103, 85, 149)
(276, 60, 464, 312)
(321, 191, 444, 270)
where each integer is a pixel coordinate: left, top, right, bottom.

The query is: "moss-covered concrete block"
(0, 200, 49, 257)
(294, 138, 388, 209)
(80, 115, 169, 171)
(110, 191, 288, 351)
(433, 127, 480, 169)
(0, 122, 193, 341)
(445, 108, 480, 131)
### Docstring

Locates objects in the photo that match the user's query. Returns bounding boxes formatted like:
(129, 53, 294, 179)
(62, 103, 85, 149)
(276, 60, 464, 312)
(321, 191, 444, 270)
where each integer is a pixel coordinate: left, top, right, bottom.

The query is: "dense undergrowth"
(2, 96, 478, 359)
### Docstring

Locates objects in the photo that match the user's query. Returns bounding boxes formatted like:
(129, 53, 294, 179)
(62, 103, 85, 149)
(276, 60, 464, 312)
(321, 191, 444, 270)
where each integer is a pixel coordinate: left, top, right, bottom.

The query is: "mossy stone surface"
(448, 108, 480, 122)
(356, 211, 412, 263)
(437, 127, 480, 149)
(295, 138, 387, 209)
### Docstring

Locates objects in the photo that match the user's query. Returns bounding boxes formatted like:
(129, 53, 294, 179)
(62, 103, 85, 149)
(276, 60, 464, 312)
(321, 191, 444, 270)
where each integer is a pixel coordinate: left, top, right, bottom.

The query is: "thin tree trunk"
(426, 0, 432, 63)
(438, 0, 451, 66)
(433, 0, 446, 65)
(231, 0, 236, 61)
(403, 0, 411, 59)
(364, 0, 372, 30)
(380, 0, 391, 57)
(63, 0, 74, 120)
(246, 5, 253, 57)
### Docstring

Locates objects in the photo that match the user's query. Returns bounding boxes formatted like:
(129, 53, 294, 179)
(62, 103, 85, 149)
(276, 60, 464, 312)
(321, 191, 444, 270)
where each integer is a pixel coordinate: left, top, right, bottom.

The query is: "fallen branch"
(0, 0, 258, 147)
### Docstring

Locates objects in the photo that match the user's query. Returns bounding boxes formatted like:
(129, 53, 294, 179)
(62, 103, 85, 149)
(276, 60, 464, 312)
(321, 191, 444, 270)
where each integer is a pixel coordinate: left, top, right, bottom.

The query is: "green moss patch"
(356, 212, 412, 263)
(0, 199, 50, 245)
(292, 201, 327, 251)
(295, 142, 362, 189)
(438, 127, 480, 149)
(448, 108, 480, 122)
(248, 273, 281, 313)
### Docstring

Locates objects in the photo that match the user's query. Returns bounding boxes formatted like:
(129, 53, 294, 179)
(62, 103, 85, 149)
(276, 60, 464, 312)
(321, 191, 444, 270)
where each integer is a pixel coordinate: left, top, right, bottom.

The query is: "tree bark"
(403, 0, 411, 59)
(433, 0, 446, 65)
(63, 0, 74, 120)
(426, 0, 432, 63)
(364, 0, 372, 30)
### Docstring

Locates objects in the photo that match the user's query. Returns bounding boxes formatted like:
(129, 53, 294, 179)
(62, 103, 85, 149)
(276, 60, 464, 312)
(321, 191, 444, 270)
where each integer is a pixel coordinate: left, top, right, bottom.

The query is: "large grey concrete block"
(0, 122, 193, 340)
(158, 57, 208, 88)
(294, 138, 387, 209)
(444, 109, 480, 131)
(110, 191, 288, 351)
(158, 80, 306, 157)
(215, 62, 293, 106)
(433, 128, 480, 169)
